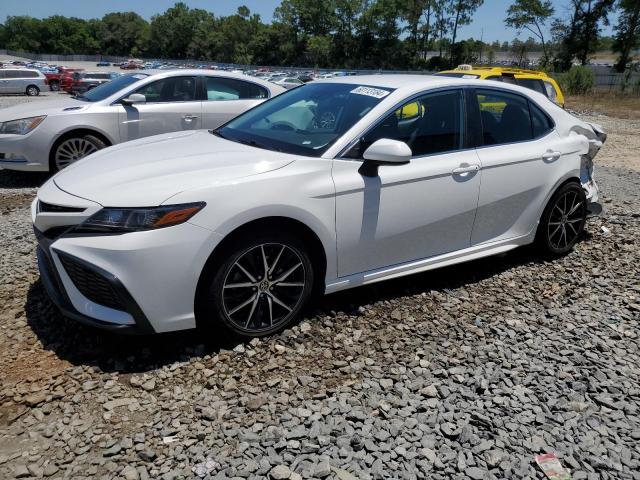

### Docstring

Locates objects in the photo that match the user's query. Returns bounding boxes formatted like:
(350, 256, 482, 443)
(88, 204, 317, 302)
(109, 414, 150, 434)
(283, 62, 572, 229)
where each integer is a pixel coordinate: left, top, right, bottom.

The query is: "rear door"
(118, 75, 202, 141)
(471, 87, 580, 244)
(201, 76, 270, 129)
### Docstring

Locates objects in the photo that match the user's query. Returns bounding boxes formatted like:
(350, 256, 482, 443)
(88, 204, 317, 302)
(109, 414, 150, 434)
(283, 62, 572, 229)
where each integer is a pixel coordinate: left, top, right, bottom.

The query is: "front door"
(333, 89, 481, 277)
(118, 75, 202, 142)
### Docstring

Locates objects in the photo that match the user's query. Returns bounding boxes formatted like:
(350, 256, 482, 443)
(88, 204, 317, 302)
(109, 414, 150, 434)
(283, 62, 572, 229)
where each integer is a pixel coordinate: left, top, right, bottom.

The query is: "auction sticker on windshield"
(350, 86, 390, 99)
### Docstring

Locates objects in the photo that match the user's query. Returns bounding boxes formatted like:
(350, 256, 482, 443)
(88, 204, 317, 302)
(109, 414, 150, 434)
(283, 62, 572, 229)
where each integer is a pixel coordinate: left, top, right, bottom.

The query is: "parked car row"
(23, 74, 605, 339)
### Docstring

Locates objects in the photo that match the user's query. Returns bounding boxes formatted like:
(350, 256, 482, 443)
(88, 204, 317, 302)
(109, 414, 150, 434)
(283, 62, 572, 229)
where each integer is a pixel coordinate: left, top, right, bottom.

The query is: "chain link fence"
(3, 49, 639, 95)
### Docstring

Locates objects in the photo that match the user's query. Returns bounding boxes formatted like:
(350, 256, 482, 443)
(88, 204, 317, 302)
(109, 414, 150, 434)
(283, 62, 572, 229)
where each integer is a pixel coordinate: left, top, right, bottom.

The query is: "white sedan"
(32, 75, 605, 337)
(0, 70, 285, 172)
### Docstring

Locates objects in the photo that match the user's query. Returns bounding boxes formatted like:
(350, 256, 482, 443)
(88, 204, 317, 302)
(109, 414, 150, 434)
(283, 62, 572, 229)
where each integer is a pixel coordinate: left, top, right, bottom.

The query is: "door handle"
(452, 164, 480, 175)
(182, 115, 198, 121)
(542, 151, 561, 162)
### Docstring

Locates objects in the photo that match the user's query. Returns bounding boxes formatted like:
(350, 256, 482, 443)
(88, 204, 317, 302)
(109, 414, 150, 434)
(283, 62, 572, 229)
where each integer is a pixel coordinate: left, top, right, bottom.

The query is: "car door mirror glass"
(121, 93, 146, 105)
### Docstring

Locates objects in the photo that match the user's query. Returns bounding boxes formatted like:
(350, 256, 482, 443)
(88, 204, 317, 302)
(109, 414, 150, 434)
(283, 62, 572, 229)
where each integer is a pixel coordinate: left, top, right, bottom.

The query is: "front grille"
(42, 225, 74, 240)
(38, 201, 85, 213)
(59, 254, 125, 311)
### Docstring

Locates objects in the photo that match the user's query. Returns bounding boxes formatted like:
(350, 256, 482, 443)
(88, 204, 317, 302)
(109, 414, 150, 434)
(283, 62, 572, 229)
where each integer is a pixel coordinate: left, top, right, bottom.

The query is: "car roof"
(141, 69, 286, 92)
(314, 74, 465, 90)
(439, 66, 550, 79)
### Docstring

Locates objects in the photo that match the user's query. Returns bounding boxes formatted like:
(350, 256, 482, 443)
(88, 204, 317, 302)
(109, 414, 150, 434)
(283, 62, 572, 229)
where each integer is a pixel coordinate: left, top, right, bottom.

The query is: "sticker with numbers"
(350, 86, 391, 99)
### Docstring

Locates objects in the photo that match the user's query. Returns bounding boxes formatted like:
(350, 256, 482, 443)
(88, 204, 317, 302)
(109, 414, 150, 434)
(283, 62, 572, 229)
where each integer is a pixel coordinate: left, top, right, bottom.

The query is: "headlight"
(75, 202, 205, 233)
(0, 116, 47, 135)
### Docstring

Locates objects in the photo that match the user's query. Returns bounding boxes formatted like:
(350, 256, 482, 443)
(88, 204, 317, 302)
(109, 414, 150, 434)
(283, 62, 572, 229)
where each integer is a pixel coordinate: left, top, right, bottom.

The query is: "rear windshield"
(77, 73, 148, 102)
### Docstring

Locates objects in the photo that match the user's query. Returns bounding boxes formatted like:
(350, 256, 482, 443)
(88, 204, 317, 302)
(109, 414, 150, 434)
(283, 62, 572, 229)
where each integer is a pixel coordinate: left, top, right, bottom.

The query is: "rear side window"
(530, 102, 554, 138)
(135, 76, 198, 102)
(476, 89, 553, 145)
(206, 77, 268, 100)
(516, 78, 547, 96)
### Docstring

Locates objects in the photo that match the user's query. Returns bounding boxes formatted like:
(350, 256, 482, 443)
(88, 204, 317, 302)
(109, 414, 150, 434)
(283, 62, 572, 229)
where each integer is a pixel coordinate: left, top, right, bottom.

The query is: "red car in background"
(46, 67, 83, 92)
(59, 68, 86, 93)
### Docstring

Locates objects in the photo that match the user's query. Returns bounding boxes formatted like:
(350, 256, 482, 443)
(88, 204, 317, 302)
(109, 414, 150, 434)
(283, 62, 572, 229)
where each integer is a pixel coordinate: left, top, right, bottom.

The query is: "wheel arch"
(534, 175, 582, 238)
(193, 216, 328, 328)
(49, 128, 114, 167)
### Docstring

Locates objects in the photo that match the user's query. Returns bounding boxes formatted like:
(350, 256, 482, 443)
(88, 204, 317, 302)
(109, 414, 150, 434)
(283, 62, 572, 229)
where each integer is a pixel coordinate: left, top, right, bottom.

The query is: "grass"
(566, 93, 640, 120)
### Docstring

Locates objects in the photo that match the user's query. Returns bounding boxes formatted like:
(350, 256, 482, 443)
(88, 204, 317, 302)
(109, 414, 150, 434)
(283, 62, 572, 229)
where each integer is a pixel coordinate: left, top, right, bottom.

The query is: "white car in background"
(0, 70, 285, 172)
(32, 76, 605, 337)
(273, 77, 305, 89)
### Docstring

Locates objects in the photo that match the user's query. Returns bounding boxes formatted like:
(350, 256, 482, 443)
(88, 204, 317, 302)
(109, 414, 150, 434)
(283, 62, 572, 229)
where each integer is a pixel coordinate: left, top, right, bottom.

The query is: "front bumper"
(0, 132, 49, 171)
(34, 220, 222, 334)
(36, 238, 155, 334)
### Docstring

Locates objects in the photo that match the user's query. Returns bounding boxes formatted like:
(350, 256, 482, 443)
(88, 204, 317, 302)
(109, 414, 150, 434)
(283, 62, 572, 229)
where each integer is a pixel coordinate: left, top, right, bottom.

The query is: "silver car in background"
(0, 70, 285, 172)
(69, 71, 120, 95)
(0, 68, 47, 96)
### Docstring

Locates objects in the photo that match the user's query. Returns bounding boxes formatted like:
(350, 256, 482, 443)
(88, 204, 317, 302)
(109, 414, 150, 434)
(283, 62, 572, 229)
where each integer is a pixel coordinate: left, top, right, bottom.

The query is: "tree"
(99, 12, 149, 56)
(505, 0, 554, 65)
(149, 2, 211, 59)
(2, 16, 43, 52)
(612, 0, 640, 72)
(307, 35, 333, 66)
(553, 0, 616, 70)
(446, 0, 484, 62)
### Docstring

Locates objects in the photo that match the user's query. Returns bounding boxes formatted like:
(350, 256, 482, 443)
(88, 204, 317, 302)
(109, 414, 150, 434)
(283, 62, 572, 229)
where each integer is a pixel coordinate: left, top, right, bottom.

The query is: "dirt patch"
(567, 94, 640, 120)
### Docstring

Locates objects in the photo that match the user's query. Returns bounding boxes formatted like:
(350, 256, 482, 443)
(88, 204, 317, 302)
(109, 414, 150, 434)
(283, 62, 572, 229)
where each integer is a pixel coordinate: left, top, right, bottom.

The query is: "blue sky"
(0, 0, 617, 42)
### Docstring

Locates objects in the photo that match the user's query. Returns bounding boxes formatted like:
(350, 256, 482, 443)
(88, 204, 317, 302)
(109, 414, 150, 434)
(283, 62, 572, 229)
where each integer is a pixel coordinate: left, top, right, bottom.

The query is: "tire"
(50, 134, 107, 172)
(50, 81, 60, 92)
(536, 182, 587, 255)
(26, 85, 40, 96)
(202, 230, 315, 338)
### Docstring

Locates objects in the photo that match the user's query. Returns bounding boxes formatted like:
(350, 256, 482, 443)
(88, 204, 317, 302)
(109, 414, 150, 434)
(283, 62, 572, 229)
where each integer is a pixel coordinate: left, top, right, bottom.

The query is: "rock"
(420, 384, 439, 398)
(269, 465, 292, 479)
(14, 464, 30, 478)
(122, 466, 140, 480)
(141, 379, 156, 391)
(103, 443, 122, 457)
(466, 467, 487, 479)
(24, 392, 46, 407)
(314, 461, 331, 478)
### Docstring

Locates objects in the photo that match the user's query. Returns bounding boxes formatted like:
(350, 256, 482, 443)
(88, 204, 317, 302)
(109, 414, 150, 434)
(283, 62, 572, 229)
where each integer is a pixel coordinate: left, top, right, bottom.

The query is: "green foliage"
(557, 66, 595, 94)
(612, 0, 640, 72)
(505, 0, 554, 64)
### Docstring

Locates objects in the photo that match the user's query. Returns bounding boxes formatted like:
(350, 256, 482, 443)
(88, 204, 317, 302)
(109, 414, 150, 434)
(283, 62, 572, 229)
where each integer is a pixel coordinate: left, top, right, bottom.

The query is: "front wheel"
(26, 85, 40, 96)
(203, 231, 314, 338)
(50, 81, 60, 92)
(51, 134, 107, 172)
(536, 182, 587, 255)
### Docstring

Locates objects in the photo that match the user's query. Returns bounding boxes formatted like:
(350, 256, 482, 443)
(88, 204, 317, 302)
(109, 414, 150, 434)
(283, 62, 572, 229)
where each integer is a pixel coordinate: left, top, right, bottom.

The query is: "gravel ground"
(0, 93, 639, 480)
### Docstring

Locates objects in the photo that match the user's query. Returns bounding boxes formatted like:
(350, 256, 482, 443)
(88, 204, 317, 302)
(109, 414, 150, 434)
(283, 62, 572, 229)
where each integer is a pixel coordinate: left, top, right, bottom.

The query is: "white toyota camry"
(32, 75, 605, 337)
(0, 70, 284, 172)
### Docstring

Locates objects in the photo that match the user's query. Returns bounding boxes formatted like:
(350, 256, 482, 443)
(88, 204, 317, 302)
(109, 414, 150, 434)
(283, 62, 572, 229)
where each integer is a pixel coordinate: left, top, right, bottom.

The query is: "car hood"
(0, 98, 88, 122)
(52, 130, 296, 207)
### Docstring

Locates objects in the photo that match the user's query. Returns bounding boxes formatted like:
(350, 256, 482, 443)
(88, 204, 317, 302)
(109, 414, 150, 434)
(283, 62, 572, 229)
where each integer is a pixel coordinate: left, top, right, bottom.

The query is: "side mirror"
(359, 138, 411, 177)
(121, 93, 146, 106)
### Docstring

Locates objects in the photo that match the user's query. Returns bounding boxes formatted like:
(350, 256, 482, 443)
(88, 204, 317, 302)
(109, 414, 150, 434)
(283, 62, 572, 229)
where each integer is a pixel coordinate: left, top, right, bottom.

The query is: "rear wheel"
(202, 231, 314, 338)
(26, 85, 40, 96)
(51, 134, 107, 172)
(49, 81, 60, 92)
(536, 182, 587, 254)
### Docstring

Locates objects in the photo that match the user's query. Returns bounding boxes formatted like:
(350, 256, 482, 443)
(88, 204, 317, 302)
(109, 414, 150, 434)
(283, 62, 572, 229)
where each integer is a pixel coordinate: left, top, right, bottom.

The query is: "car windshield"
(435, 72, 480, 79)
(76, 73, 149, 102)
(215, 82, 394, 157)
